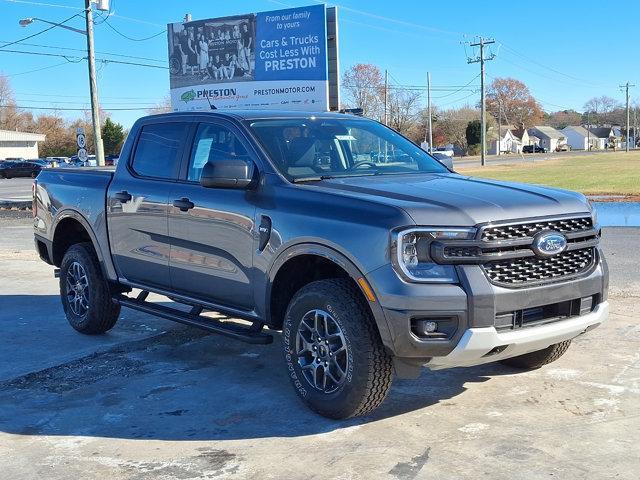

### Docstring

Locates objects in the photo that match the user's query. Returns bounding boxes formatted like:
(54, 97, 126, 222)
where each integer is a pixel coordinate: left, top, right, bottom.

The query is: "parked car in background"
(30, 159, 54, 169)
(46, 156, 68, 167)
(0, 160, 42, 178)
(105, 154, 119, 166)
(556, 144, 572, 152)
(433, 146, 454, 157)
(430, 152, 454, 168)
(523, 145, 547, 153)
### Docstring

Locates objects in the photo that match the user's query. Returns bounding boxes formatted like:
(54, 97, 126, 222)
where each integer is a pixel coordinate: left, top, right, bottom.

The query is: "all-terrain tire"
(60, 242, 120, 334)
(282, 278, 393, 419)
(500, 340, 572, 369)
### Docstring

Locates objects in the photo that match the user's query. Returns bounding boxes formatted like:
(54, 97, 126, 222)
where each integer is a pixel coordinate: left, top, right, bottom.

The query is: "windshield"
(247, 117, 449, 181)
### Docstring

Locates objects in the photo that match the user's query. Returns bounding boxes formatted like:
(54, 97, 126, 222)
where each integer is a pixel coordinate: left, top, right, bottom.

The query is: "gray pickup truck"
(33, 111, 609, 419)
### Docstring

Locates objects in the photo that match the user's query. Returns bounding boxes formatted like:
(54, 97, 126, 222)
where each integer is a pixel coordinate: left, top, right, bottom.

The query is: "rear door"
(107, 120, 191, 290)
(167, 120, 257, 310)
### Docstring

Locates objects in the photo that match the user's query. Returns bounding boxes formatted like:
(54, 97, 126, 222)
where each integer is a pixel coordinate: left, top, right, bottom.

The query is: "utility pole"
(620, 81, 635, 152)
(427, 72, 433, 153)
(497, 98, 502, 156)
(383, 69, 388, 125)
(84, 0, 104, 166)
(467, 37, 495, 166)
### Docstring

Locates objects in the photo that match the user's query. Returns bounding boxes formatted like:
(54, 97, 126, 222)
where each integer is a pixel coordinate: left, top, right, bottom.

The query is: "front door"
(168, 121, 256, 310)
(107, 120, 191, 289)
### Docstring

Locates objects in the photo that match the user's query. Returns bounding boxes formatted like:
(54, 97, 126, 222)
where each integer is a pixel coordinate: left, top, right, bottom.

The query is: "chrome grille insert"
(482, 247, 595, 286)
(481, 216, 593, 242)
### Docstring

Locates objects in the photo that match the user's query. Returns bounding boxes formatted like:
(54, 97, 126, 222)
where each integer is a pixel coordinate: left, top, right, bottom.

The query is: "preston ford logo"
(180, 90, 196, 103)
(532, 231, 568, 257)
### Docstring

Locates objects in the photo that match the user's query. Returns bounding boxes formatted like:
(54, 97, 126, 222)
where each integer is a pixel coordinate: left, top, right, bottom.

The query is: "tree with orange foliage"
(486, 77, 543, 128)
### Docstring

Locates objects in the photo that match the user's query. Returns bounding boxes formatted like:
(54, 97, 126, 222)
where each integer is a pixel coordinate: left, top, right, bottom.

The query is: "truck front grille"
(482, 247, 595, 287)
(481, 216, 593, 241)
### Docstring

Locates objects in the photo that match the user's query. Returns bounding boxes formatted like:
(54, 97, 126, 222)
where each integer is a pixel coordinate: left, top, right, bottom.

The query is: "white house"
(510, 125, 529, 150)
(0, 130, 46, 159)
(528, 126, 566, 152)
(488, 127, 520, 154)
(561, 126, 599, 151)
(588, 127, 618, 150)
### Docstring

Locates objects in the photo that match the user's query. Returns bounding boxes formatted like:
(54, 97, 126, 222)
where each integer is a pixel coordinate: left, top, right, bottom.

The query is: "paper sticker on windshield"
(336, 135, 356, 141)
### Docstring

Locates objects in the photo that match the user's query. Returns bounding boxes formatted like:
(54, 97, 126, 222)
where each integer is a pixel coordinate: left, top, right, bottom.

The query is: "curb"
(0, 200, 32, 210)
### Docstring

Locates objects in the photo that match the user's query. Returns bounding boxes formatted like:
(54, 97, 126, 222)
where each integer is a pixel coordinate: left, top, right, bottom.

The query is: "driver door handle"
(173, 197, 195, 212)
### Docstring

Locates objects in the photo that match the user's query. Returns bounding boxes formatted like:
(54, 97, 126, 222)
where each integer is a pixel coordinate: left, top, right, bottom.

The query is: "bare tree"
(341, 64, 384, 120)
(583, 96, 620, 126)
(387, 88, 422, 137)
(147, 94, 173, 115)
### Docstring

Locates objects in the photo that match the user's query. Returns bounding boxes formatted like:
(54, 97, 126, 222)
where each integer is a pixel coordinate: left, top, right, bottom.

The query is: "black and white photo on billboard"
(168, 14, 256, 88)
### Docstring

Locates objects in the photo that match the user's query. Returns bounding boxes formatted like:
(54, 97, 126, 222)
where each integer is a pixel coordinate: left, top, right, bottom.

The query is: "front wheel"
(500, 340, 572, 369)
(60, 242, 120, 334)
(282, 279, 393, 419)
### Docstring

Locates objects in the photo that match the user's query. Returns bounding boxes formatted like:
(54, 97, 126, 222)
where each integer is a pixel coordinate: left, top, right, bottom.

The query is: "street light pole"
(84, 0, 105, 166)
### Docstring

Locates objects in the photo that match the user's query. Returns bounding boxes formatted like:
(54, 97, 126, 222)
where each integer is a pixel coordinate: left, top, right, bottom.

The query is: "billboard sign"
(167, 4, 331, 112)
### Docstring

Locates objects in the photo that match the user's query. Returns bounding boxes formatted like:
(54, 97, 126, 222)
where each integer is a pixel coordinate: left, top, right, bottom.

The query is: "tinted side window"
(187, 123, 249, 182)
(131, 123, 189, 179)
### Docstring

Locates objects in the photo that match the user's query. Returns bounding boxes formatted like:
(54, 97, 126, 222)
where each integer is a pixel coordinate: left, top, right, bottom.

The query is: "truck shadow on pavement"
(0, 294, 519, 441)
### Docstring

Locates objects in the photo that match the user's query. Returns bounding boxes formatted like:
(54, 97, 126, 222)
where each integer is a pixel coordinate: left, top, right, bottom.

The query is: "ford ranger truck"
(33, 111, 609, 419)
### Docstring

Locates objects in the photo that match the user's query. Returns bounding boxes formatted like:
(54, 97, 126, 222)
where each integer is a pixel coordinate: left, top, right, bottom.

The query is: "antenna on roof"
(203, 93, 217, 110)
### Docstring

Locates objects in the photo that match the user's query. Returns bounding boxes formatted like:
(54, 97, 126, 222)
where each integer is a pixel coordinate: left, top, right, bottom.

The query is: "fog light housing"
(411, 316, 458, 340)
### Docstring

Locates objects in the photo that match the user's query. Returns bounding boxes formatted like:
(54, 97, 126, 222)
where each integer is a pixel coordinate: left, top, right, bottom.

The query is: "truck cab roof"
(145, 110, 359, 122)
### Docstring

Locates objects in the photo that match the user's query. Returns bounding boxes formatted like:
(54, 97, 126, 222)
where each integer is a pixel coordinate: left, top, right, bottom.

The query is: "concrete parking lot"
(0, 210, 638, 479)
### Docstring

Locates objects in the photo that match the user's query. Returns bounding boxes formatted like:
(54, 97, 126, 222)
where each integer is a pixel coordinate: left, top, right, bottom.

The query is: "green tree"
(102, 118, 126, 155)
(466, 119, 482, 146)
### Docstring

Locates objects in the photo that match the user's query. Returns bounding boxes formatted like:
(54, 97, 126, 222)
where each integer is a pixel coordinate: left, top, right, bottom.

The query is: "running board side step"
(115, 294, 273, 345)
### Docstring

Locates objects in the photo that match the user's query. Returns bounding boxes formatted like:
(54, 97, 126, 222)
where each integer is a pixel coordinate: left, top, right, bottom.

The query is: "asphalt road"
(0, 212, 638, 479)
(0, 177, 32, 201)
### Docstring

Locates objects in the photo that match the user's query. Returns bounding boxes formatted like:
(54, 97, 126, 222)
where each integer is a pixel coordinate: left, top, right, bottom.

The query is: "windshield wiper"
(291, 175, 335, 183)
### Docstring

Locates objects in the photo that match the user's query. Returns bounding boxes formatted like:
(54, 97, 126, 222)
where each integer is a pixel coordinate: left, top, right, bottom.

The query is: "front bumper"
(365, 248, 609, 365)
(426, 301, 608, 369)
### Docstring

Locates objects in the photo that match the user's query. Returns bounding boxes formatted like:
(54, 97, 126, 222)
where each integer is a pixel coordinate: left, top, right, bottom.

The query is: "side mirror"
(200, 158, 255, 189)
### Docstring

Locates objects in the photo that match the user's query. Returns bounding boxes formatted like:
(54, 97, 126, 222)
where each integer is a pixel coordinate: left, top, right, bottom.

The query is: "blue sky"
(1, 0, 638, 127)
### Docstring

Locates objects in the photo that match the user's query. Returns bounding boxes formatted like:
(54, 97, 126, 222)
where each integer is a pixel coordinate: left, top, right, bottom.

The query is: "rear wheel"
(282, 279, 393, 419)
(500, 340, 572, 369)
(60, 242, 120, 334)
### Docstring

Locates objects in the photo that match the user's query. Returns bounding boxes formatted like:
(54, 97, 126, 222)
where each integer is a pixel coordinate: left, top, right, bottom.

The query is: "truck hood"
(307, 173, 591, 226)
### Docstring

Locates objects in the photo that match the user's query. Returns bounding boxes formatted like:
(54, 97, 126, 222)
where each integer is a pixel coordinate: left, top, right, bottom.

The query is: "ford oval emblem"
(532, 231, 567, 257)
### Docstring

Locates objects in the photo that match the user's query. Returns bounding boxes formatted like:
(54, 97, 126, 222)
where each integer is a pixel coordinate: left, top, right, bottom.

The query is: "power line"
(499, 42, 609, 88)
(15, 91, 163, 100)
(1, 103, 155, 111)
(6, 60, 72, 77)
(0, 13, 82, 50)
(0, 39, 166, 63)
(101, 17, 166, 41)
(432, 74, 480, 99)
(1, 0, 78, 10)
(435, 90, 479, 108)
(14, 97, 157, 106)
(0, 48, 168, 69)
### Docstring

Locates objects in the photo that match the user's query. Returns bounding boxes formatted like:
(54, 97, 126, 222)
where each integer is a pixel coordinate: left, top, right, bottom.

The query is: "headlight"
(395, 227, 476, 283)
(588, 200, 599, 228)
